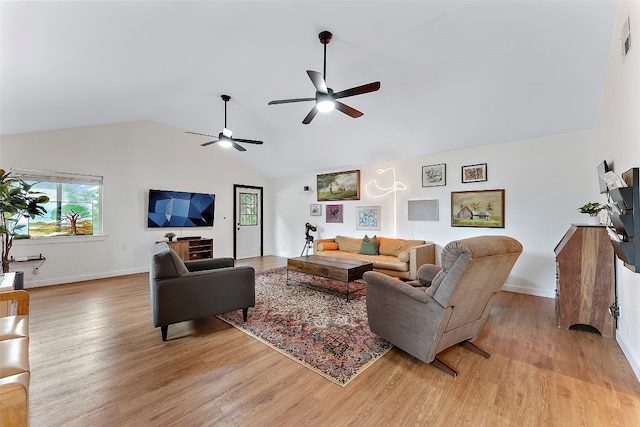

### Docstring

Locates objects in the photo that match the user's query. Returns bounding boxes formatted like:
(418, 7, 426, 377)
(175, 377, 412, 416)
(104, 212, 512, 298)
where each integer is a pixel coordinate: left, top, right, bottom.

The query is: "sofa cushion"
(335, 235, 362, 253)
(359, 235, 378, 255)
(398, 251, 410, 263)
(378, 237, 426, 256)
(318, 242, 339, 251)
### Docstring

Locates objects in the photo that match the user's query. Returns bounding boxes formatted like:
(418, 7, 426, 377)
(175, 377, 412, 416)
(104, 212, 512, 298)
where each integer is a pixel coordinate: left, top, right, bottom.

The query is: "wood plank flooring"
(25, 256, 640, 426)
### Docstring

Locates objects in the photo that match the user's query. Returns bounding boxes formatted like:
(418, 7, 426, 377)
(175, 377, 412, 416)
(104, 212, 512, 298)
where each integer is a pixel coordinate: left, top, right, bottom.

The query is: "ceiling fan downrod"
(319, 31, 332, 82)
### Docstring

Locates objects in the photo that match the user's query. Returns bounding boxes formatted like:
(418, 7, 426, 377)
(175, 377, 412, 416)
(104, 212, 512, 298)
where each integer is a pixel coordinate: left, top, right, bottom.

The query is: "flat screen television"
(148, 189, 215, 227)
(597, 160, 611, 194)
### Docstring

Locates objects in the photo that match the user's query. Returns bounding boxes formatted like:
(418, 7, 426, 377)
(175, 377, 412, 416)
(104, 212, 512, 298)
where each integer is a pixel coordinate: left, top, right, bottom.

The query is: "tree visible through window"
(239, 192, 258, 226)
(12, 170, 103, 237)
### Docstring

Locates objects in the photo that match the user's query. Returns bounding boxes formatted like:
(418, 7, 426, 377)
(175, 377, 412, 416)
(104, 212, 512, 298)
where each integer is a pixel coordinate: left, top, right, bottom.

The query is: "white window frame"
(10, 168, 104, 239)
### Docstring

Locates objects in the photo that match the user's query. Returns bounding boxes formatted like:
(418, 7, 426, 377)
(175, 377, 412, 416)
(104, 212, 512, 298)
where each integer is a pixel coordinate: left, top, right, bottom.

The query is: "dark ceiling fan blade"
(233, 138, 263, 145)
(307, 70, 328, 94)
(333, 81, 381, 100)
(200, 140, 218, 147)
(302, 106, 319, 124)
(230, 141, 247, 151)
(185, 131, 218, 138)
(334, 101, 363, 118)
(268, 98, 315, 105)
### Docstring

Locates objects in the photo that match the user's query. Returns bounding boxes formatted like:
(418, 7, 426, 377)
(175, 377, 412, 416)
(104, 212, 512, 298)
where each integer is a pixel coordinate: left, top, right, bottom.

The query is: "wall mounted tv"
(148, 189, 215, 228)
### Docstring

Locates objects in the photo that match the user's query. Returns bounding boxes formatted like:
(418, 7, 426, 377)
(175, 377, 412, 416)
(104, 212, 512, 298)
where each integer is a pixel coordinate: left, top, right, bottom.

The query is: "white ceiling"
(0, 1, 618, 179)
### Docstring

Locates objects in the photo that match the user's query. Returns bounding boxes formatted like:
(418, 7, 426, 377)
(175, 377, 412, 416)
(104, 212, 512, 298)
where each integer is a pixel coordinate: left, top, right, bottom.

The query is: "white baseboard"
(24, 267, 148, 288)
(617, 331, 640, 382)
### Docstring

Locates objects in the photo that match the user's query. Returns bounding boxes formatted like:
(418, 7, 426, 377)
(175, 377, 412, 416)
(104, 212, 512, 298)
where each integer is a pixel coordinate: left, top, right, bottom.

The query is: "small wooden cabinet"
(0, 273, 15, 316)
(166, 239, 214, 261)
(554, 225, 615, 338)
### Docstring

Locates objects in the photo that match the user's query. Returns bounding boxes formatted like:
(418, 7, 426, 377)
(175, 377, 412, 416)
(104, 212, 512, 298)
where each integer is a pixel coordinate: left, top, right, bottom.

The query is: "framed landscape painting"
(317, 170, 360, 201)
(422, 164, 446, 187)
(451, 189, 504, 228)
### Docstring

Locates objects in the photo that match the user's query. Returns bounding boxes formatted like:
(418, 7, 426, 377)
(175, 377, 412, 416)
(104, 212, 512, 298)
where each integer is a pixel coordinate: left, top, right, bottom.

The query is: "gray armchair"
(150, 242, 255, 341)
(364, 235, 522, 376)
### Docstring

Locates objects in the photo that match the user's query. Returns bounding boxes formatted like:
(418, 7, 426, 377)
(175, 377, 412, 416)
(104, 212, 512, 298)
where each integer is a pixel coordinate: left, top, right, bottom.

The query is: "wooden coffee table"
(286, 256, 373, 301)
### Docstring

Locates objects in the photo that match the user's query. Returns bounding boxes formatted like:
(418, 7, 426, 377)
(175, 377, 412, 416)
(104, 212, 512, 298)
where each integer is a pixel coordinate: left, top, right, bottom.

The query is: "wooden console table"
(164, 239, 214, 262)
(554, 225, 616, 338)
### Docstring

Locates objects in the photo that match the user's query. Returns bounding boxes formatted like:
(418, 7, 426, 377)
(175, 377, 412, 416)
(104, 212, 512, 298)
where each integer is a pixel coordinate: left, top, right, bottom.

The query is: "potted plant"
(0, 169, 50, 273)
(578, 202, 605, 225)
(164, 232, 176, 242)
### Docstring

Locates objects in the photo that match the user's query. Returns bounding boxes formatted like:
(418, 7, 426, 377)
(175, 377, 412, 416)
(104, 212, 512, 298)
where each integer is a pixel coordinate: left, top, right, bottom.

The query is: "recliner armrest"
(417, 264, 442, 286)
(184, 257, 235, 272)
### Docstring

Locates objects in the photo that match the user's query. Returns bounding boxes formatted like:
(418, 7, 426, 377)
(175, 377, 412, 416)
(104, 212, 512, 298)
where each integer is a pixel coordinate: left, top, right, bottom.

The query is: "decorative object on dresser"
(578, 202, 605, 225)
(149, 242, 255, 341)
(554, 225, 616, 338)
(364, 235, 523, 377)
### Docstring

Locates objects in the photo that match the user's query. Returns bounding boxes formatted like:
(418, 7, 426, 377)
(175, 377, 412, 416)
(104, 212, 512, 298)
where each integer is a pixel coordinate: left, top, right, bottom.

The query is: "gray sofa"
(364, 235, 522, 376)
(149, 242, 255, 341)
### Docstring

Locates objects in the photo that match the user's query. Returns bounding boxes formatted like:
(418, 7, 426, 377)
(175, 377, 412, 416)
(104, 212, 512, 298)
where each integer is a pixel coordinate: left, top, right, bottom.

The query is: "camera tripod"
(301, 236, 314, 256)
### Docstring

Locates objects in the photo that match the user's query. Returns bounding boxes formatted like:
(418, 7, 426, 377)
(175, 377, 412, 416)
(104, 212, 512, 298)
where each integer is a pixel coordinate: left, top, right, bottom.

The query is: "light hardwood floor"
(25, 256, 640, 426)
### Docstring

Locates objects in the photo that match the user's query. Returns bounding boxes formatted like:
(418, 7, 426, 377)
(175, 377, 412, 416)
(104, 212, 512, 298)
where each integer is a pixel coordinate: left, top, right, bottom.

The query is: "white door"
(235, 185, 263, 259)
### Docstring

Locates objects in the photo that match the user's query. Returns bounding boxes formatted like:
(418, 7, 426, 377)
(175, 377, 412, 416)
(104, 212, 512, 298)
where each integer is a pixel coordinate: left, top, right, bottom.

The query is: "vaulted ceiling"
(0, 1, 618, 179)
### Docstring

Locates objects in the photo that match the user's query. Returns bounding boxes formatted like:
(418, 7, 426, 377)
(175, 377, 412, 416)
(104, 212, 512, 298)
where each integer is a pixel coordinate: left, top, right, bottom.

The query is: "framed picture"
(310, 204, 322, 216)
(317, 170, 360, 201)
(422, 163, 446, 187)
(451, 189, 505, 228)
(326, 204, 343, 223)
(356, 206, 381, 230)
(461, 163, 487, 183)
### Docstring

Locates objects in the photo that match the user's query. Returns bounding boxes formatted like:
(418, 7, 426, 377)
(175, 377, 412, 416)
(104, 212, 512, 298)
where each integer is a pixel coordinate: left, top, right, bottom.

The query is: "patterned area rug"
(217, 267, 392, 386)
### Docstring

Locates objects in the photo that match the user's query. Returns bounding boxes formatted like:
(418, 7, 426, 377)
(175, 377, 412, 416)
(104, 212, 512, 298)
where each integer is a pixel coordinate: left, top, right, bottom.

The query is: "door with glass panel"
(234, 185, 263, 259)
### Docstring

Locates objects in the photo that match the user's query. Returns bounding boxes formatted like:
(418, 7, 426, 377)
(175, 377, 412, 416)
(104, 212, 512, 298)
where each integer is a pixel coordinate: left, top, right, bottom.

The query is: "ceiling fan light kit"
(268, 30, 381, 124)
(185, 95, 264, 151)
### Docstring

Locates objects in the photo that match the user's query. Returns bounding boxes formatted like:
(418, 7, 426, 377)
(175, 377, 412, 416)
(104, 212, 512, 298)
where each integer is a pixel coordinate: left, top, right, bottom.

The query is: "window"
(238, 192, 258, 226)
(12, 169, 103, 237)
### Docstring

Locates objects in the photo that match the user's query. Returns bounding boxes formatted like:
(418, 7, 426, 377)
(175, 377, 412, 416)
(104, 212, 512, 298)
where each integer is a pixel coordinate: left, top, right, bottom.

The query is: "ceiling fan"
(186, 95, 263, 151)
(268, 31, 381, 124)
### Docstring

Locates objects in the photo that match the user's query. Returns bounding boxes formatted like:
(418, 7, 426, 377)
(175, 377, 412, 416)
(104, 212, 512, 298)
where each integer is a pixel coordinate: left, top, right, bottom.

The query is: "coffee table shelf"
(286, 256, 373, 301)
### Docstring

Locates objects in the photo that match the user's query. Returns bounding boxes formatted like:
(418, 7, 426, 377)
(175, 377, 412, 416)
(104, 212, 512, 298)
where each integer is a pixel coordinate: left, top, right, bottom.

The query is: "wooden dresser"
(554, 225, 616, 338)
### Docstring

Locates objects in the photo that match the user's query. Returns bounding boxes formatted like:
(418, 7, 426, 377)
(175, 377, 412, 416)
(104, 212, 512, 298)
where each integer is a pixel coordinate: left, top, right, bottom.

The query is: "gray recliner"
(150, 242, 255, 341)
(364, 235, 522, 376)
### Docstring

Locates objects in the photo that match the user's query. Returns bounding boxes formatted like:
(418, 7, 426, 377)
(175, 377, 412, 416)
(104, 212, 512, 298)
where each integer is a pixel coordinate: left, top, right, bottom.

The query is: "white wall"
(0, 120, 268, 287)
(270, 128, 600, 299)
(594, 1, 640, 380)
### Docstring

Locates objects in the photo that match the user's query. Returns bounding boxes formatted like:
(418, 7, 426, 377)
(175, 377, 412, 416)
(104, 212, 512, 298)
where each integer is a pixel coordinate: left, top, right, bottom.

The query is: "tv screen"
(148, 189, 215, 227)
(597, 160, 611, 194)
